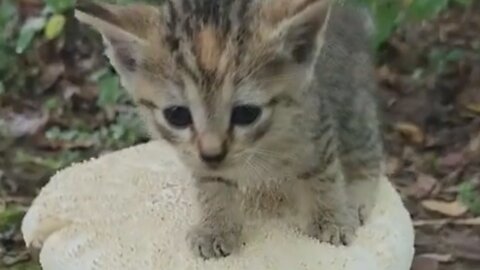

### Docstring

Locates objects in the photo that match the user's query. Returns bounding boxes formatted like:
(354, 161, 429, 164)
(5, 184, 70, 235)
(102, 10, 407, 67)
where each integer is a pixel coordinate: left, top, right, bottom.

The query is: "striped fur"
(75, 0, 383, 259)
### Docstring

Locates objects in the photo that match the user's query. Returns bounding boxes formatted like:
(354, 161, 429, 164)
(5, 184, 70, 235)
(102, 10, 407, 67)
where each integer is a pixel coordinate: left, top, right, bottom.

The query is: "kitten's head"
(75, 0, 332, 179)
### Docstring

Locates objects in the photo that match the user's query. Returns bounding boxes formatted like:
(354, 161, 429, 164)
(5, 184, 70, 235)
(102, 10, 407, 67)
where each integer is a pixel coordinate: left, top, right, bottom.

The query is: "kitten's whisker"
(256, 73, 304, 84)
(245, 154, 263, 182)
(253, 148, 302, 163)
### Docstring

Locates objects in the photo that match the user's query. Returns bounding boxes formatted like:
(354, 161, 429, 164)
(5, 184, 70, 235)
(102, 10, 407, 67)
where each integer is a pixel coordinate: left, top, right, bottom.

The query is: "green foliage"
(0, 0, 17, 80)
(459, 183, 480, 215)
(14, 0, 73, 54)
(357, 0, 473, 48)
(0, 207, 25, 232)
(428, 48, 465, 74)
(44, 0, 75, 13)
(7, 262, 42, 270)
(44, 14, 67, 40)
(96, 70, 124, 107)
(16, 17, 46, 54)
(45, 111, 146, 152)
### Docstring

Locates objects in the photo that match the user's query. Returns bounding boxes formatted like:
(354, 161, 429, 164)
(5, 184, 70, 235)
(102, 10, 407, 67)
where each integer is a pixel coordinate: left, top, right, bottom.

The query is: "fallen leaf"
(2, 251, 30, 266)
(38, 62, 64, 91)
(3, 112, 48, 138)
(408, 174, 438, 199)
(386, 157, 401, 176)
(456, 217, 480, 225)
(421, 200, 468, 217)
(438, 152, 466, 169)
(419, 253, 453, 263)
(448, 233, 480, 261)
(466, 132, 480, 158)
(465, 103, 480, 114)
(395, 122, 425, 144)
(413, 219, 449, 227)
(411, 255, 439, 270)
(414, 217, 480, 227)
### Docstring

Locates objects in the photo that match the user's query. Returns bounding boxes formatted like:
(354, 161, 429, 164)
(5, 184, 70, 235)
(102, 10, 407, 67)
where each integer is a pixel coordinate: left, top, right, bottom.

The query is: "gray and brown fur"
(75, 0, 384, 259)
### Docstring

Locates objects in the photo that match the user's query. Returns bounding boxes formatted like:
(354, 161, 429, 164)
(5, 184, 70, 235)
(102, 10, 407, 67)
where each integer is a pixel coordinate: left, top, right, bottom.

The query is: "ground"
(0, 1, 479, 270)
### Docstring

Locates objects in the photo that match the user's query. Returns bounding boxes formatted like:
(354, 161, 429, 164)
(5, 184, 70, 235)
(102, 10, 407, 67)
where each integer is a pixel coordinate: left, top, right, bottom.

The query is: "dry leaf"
(411, 255, 439, 270)
(448, 233, 480, 261)
(419, 253, 453, 263)
(386, 157, 401, 176)
(413, 219, 449, 227)
(439, 152, 466, 168)
(466, 132, 480, 158)
(3, 112, 48, 138)
(408, 174, 438, 199)
(421, 200, 468, 217)
(465, 103, 480, 114)
(414, 217, 480, 227)
(456, 217, 480, 225)
(38, 62, 64, 92)
(395, 122, 425, 144)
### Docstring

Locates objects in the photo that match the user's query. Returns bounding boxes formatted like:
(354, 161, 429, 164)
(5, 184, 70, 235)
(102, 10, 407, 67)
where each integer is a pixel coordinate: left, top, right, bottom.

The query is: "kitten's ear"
(74, 0, 161, 71)
(269, 0, 332, 63)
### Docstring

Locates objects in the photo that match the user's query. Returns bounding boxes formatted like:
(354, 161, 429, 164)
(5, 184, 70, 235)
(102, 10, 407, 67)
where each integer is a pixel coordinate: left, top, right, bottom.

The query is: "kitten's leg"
(336, 93, 383, 224)
(336, 52, 384, 225)
(302, 161, 360, 245)
(187, 177, 242, 259)
(342, 156, 383, 225)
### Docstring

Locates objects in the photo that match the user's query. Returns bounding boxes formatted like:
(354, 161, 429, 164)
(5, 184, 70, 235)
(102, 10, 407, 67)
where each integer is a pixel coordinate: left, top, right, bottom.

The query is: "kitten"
(75, 0, 384, 259)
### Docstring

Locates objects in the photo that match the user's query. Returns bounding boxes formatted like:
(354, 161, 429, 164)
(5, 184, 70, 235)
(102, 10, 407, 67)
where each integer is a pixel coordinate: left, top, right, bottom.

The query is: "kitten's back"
(317, 3, 383, 179)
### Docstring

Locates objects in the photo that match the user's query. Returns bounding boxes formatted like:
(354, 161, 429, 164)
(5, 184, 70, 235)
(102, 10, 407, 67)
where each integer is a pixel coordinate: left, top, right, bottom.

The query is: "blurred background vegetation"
(0, 0, 479, 269)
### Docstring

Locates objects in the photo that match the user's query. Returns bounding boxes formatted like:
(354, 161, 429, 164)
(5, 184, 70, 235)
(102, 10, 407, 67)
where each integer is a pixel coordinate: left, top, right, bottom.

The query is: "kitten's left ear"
(74, 0, 161, 72)
(270, 0, 332, 63)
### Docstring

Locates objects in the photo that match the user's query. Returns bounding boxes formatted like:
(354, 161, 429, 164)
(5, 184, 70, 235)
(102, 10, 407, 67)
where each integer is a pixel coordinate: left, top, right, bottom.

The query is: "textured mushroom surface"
(22, 141, 414, 270)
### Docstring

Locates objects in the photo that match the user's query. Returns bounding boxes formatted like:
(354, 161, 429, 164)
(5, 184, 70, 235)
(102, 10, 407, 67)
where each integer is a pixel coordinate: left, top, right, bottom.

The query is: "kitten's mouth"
(193, 162, 236, 177)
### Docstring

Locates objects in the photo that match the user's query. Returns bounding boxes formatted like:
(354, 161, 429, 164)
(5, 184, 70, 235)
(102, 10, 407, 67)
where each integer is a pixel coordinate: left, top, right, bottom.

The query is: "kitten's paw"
(357, 204, 368, 225)
(187, 225, 242, 259)
(306, 218, 357, 246)
(349, 202, 373, 226)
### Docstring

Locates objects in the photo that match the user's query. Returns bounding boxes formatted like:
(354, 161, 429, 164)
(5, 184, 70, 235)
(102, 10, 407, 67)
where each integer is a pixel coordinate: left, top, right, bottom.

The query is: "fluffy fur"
(75, 0, 384, 260)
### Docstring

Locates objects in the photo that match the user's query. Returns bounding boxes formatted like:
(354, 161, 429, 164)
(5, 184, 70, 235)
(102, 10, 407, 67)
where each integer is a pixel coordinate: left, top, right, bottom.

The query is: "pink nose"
(197, 133, 227, 166)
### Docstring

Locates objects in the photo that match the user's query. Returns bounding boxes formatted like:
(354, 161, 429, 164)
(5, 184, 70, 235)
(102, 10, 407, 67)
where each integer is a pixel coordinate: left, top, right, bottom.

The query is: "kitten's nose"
(198, 133, 227, 167)
(200, 151, 227, 165)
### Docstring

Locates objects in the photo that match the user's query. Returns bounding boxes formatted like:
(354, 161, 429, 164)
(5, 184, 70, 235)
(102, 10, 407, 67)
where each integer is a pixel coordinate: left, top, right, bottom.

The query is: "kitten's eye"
(163, 106, 192, 128)
(231, 105, 262, 126)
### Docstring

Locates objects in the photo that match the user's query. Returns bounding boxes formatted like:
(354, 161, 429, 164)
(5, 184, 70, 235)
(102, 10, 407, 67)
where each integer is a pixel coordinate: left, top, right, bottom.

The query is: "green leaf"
(373, 1, 403, 47)
(453, 0, 472, 6)
(0, 81, 5, 95)
(0, 207, 25, 231)
(97, 72, 122, 107)
(8, 261, 42, 270)
(44, 14, 66, 40)
(406, 0, 448, 20)
(16, 17, 46, 54)
(459, 183, 480, 215)
(0, 0, 16, 28)
(444, 49, 464, 62)
(44, 0, 75, 13)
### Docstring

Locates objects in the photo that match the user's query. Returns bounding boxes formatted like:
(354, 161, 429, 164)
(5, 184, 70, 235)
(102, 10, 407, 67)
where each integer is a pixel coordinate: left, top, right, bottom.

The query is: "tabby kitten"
(75, 0, 384, 259)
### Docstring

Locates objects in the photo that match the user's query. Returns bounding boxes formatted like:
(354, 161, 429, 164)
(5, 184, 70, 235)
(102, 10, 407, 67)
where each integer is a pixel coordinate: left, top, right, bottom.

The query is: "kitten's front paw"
(187, 224, 242, 259)
(306, 217, 357, 246)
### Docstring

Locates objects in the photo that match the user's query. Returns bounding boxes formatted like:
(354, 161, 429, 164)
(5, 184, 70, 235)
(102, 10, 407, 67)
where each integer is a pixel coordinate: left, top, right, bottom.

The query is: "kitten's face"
(75, 0, 331, 179)
(131, 54, 313, 178)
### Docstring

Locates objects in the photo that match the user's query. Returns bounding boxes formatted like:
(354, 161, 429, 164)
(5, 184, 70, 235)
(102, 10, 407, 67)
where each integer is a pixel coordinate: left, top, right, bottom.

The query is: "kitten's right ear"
(261, 0, 332, 64)
(74, 0, 161, 72)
